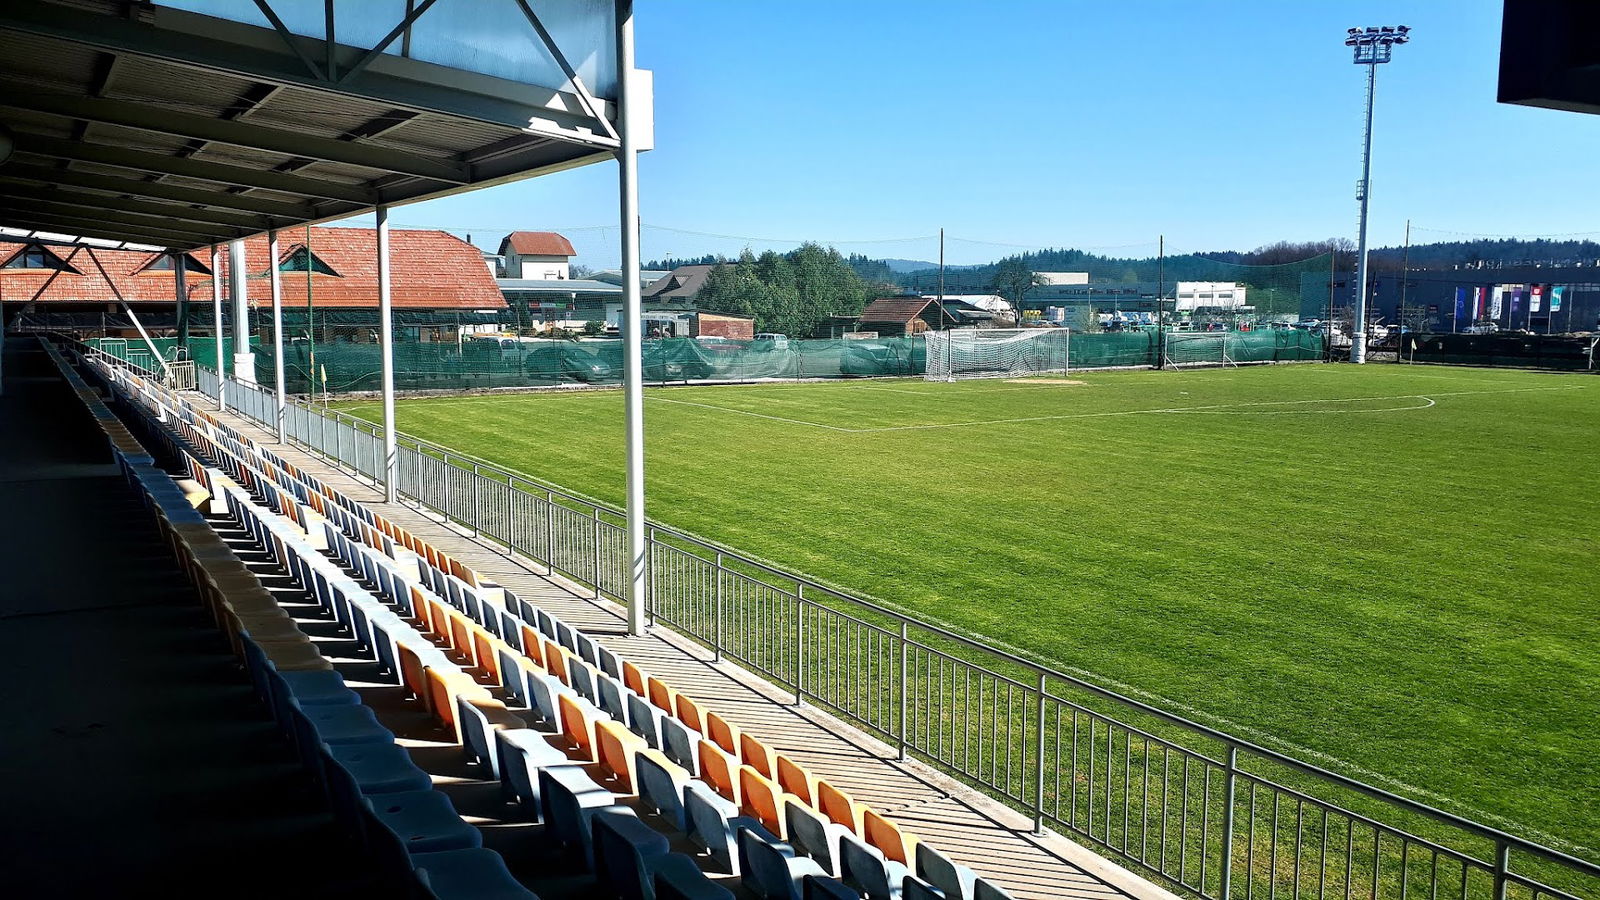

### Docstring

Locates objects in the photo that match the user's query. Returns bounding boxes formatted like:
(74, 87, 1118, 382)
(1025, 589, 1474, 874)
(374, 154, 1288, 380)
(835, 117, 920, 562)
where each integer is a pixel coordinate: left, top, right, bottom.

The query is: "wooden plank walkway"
(209, 402, 1181, 900)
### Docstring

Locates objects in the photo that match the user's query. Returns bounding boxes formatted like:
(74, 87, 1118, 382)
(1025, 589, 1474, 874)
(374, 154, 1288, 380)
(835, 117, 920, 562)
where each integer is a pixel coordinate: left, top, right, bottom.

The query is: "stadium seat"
(901, 876, 947, 900)
(839, 831, 908, 900)
(784, 800, 852, 876)
(592, 807, 672, 900)
(412, 848, 542, 900)
(628, 692, 669, 751)
(596, 644, 623, 680)
(538, 765, 621, 868)
(457, 696, 529, 778)
(683, 779, 770, 875)
(495, 728, 572, 821)
(636, 749, 691, 832)
(775, 756, 815, 807)
(972, 878, 1016, 900)
(705, 712, 740, 755)
(740, 733, 776, 779)
(597, 672, 631, 724)
(863, 808, 917, 866)
(698, 739, 740, 803)
(737, 826, 829, 900)
(569, 658, 600, 705)
(647, 675, 678, 714)
(365, 790, 483, 853)
(556, 692, 599, 762)
(325, 741, 434, 795)
(915, 844, 977, 900)
(298, 700, 396, 746)
(595, 718, 648, 792)
(623, 660, 647, 695)
(675, 694, 705, 733)
(653, 853, 736, 900)
(816, 780, 865, 832)
(738, 765, 786, 837)
(803, 874, 860, 900)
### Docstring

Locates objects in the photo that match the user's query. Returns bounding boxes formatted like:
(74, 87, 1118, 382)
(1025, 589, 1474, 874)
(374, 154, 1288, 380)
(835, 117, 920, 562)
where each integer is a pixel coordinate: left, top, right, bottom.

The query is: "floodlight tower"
(1345, 25, 1409, 364)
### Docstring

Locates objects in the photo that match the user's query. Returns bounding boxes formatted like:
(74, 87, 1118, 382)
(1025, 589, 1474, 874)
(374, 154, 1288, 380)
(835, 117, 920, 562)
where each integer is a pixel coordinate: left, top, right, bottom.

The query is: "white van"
(755, 332, 790, 349)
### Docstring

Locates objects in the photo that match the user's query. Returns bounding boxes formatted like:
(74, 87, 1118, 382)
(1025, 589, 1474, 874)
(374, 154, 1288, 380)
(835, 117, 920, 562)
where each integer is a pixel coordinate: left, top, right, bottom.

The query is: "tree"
(582, 320, 605, 336)
(696, 243, 873, 337)
(989, 258, 1047, 319)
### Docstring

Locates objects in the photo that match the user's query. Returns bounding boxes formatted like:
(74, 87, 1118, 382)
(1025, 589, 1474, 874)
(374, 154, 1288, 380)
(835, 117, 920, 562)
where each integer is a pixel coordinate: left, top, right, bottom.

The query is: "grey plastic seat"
(593, 807, 673, 900)
(413, 847, 542, 900)
(655, 853, 736, 900)
(364, 789, 483, 854)
(973, 878, 1016, 900)
(538, 764, 622, 868)
(597, 673, 631, 724)
(915, 844, 976, 900)
(527, 670, 572, 728)
(738, 826, 829, 900)
(569, 659, 599, 704)
(574, 632, 601, 668)
(495, 728, 572, 820)
(683, 779, 769, 875)
(803, 874, 860, 900)
(626, 691, 667, 749)
(902, 876, 946, 900)
(325, 740, 433, 795)
(659, 715, 701, 774)
(597, 644, 623, 679)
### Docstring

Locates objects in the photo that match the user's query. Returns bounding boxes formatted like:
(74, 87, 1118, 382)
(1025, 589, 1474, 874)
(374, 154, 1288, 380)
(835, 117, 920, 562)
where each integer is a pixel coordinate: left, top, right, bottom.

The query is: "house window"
(2, 244, 80, 273)
(279, 247, 337, 275)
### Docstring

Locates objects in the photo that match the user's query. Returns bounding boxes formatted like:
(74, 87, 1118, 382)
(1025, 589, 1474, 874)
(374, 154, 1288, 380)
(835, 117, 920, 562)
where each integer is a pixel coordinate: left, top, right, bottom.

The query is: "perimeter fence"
(148, 342, 1598, 900)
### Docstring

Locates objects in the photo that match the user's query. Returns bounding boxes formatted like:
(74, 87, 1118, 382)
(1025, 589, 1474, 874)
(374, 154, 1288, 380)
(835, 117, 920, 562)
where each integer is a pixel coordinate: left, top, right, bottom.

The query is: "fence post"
(1219, 745, 1240, 900)
(793, 582, 804, 705)
(469, 465, 481, 538)
(544, 490, 555, 571)
(898, 620, 909, 761)
(1493, 841, 1511, 900)
(646, 527, 657, 627)
(713, 553, 724, 662)
(591, 506, 603, 599)
(1035, 671, 1049, 833)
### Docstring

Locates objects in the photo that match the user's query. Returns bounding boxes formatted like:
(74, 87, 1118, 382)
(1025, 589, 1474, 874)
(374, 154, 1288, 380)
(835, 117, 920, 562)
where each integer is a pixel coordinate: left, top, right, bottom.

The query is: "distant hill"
(881, 258, 938, 273)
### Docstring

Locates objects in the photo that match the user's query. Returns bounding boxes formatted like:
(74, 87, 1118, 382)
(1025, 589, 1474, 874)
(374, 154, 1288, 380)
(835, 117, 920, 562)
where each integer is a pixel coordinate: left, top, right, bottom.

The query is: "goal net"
(1161, 332, 1238, 369)
(924, 328, 1071, 381)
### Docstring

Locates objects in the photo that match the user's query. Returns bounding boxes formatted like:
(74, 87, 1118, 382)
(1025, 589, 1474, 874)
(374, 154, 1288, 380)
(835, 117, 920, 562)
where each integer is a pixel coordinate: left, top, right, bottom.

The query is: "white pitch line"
(646, 395, 855, 431)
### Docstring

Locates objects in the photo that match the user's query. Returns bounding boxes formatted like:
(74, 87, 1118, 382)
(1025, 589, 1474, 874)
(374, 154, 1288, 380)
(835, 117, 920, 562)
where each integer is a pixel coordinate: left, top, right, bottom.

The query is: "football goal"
(924, 328, 1071, 381)
(1161, 332, 1239, 369)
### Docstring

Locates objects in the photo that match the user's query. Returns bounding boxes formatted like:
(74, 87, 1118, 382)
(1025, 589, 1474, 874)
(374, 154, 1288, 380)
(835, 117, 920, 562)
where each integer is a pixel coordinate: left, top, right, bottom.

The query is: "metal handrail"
(157, 355, 1599, 900)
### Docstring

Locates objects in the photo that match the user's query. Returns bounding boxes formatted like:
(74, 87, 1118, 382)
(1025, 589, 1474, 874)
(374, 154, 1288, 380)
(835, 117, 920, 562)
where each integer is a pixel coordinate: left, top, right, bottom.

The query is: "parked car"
(754, 332, 790, 349)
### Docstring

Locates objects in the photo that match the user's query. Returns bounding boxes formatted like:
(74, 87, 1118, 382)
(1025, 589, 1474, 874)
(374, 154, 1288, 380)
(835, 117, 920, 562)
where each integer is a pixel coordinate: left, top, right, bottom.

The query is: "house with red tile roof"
(496, 231, 577, 280)
(2, 227, 505, 333)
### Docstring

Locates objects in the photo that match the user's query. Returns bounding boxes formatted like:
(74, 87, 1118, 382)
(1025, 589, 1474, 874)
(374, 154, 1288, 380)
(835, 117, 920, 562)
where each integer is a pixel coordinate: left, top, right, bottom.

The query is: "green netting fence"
(84, 329, 1322, 395)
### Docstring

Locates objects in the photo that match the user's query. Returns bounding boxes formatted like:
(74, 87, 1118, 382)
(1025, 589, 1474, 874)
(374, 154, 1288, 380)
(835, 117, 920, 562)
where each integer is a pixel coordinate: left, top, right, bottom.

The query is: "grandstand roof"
(498, 231, 578, 258)
(0, 227, 504, 309)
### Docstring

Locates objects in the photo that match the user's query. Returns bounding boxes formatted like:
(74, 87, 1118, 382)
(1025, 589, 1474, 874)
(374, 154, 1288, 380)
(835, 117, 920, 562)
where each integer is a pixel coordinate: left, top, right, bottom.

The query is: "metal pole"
(377, 204, 398, 503)
(1157, 235, 1165, 367)
(1351, 61, 1377, 364)
(269, 230, 286, 442)
(617, 0, 647, 636)
(229, 239, 254, 383)
(173, 252, 189, 347)
(1400, 218, 1411, 357)
(1034, 671, 1048, 833)
(211, 244, 225, 411)
(1220, 745, 1240, 900)
(937, 227, 946, 330)
(898, 621, 909, 760)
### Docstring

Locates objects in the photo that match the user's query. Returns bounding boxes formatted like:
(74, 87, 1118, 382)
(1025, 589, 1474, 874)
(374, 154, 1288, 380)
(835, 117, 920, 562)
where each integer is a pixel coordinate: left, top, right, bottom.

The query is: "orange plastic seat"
(622, 661, 647, 696)
(472, 628, 501, 681)
(817, 779, 864, 832)
(595, 719, 647, 793)
(426, 669, 488, 741)
(543, 640, 570, 685)
(698, 739, 739, 803)
(647, 676, 676, 714)
(398, 644, 430, 702)
(518, 625, 545, 667)
(862, 808, 917, 865)
(775, 755, 814, 806)
(738, 765, 785, 837)
(675, 694, 704, 733)
(447, 613, 475, 664)
(705, 712, 739, 755)
(557, 693, 596, 762)
(739, 733, 774, 779)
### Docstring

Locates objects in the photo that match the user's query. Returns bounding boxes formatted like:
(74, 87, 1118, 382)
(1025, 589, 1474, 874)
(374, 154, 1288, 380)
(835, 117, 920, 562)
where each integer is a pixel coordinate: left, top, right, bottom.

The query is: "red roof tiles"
(0, 227, 503, 310)
(499, 231, 576, 257)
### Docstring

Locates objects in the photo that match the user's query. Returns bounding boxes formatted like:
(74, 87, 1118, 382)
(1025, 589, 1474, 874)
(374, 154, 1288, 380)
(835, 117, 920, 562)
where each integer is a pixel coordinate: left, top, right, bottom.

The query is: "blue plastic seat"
(326, 741, 433, 794)
(637, 752, 689, 832)
(738, 826, 829, 900)
(526, 670, 571, 728)
(627, 692, 668, 750)
(593, 807, 673, 900)
(840, 831, 908, 900)
(597, 673, 631, 724)
(654, 853, 736, 900)
(279, 669, 360, 706)
(569, 659, 599, 705)
(365, 789, 483, 853)
(538, 765, 621, 868)
(413, 847, 541, 900)
(785, 801, 852, 876)
(972, 878, 1016, 900)
(574, 632, 601, 668)
(683, 780, 770, 875)
(298, 699, 395, 746)
(902, 876, 946, 900)
(803, 874, 859, 900)
(597, 644, 623, 679)
(914, 844, 976, 900)
(495, 728, 571, 820)
(659, 716, 700, 774)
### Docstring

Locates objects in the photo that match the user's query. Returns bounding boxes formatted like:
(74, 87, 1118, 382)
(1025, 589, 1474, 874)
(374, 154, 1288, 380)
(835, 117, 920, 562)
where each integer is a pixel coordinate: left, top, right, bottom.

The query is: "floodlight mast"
(1345, 25, 1409, 364)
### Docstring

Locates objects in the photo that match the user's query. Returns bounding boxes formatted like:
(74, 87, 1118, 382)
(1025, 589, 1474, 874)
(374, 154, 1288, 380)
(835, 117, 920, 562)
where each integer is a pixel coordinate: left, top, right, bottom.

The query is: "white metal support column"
(230, 239, 255, 384)
(617, 0, 646, 636)
(269, 229, 286, 442)
(211, 244, 225, 411)
(376, 204, 398, 503)
(172, 252, 187, 351)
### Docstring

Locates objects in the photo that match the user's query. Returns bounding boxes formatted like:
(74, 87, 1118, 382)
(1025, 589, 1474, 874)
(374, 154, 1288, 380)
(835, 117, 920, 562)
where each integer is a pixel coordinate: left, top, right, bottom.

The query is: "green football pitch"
(339, 363, 1599, 854)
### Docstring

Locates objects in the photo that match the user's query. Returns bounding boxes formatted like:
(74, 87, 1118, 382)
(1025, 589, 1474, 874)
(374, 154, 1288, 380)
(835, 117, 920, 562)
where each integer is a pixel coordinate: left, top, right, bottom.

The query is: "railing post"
(898, 620, 909, 761)
(793, 582, 804, 705)
(1493, 841, 1511, 900)
(469, 464, 480, 538)
(544, 491, 555, 570)
(713, 552, 724, 662)
(1035, 671, 1048, 833)
(1220, 745, 1240, 900)
(646, 526, 657, 627)
(591, 506, 603, 599)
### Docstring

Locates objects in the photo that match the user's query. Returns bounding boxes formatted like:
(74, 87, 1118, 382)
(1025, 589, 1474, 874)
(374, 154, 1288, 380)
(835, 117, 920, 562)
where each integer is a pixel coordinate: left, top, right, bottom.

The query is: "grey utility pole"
(1346, 25, 1409, 364)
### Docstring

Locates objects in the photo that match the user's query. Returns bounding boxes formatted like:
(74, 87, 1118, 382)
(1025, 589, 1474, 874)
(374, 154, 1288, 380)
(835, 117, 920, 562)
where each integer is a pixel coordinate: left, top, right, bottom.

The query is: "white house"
(1174, 281, 1248, 311)
(497, 231, 576, 280)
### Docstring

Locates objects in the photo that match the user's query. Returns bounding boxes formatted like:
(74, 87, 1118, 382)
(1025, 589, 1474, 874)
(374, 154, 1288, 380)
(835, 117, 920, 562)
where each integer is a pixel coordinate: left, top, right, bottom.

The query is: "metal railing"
(180, 358, 1598, 900)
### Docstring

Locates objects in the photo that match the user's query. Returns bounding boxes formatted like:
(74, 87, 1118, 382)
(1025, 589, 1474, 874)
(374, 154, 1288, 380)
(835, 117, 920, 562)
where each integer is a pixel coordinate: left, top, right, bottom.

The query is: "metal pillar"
(1351, 62, 1377, 364)
(229, 239, 255, 383)
(617, 0, 646, 636)
(376, 204, 398, 503)
(269, 229, 286, 442)
(211, 244, 225, 411)
(173, 252, 189, 346)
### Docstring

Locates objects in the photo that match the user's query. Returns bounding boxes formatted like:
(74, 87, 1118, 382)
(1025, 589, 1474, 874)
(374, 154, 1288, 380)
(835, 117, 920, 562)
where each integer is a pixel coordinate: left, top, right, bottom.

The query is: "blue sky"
(360, 1, 1597, 267)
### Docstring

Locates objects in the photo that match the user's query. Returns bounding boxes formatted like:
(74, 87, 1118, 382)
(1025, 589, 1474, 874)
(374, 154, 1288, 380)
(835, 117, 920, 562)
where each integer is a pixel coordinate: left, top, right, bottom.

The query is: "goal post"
(923, 328, 1071, 381)
(1161, 332, 1239, 369)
